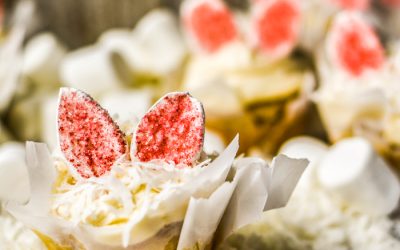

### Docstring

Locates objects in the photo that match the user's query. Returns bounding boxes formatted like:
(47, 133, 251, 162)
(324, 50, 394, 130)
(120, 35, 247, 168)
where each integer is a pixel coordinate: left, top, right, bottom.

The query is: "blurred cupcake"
(314, 11, 400, 170)
(181, 0, 314, 153)
(224, 136, 400, 250)
(299, 0, 373, 53)
(5, 88, 308, 249)
(59, 8, 187, 100)
(0, 122, 13, 144)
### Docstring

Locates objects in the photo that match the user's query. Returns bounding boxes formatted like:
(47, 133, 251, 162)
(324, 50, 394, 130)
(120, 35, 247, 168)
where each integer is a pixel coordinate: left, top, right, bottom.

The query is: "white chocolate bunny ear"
(327, 12, 385, 77)
(181, 0, 238, 53)
(58, 88, 127, 178)
(132, 92, 205, 166)
(251, 0, 301, 58)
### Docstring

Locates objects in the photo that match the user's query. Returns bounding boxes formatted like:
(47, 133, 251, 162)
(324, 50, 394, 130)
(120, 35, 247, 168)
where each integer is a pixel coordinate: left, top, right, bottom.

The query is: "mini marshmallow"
(0, 143, 30, 204)
(133, 9, 187, 74)
(317, 137, 400, 215)
(22, 32, 66, 89)
(99, 10, 186, 77)
(60, 45, 124, 98)
(280, 136, 329, 169)
(98, 29, 147, 73)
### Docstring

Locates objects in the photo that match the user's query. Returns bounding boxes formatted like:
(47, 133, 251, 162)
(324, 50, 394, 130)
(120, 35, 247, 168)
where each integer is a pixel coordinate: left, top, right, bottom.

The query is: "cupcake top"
(317, 11, 391, 93)
(5, 87, 308, 249)
(51, 88, 233, 246)
(51, 149, 213, 245)
(181, 0, 301, 60)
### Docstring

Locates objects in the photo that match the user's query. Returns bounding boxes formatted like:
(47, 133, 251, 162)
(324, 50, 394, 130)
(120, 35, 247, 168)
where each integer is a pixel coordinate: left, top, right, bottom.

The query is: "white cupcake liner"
(6, 136, 308, 249)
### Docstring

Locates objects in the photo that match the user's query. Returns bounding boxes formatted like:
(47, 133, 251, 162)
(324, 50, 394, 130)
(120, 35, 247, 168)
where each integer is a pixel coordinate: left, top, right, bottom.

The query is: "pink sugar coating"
(134, 93, 204, 166)
(333, 16, 384, 76)
(186, 1, 237, 53)
(255, 0, 300, 54)
(58, 88, 126, 178)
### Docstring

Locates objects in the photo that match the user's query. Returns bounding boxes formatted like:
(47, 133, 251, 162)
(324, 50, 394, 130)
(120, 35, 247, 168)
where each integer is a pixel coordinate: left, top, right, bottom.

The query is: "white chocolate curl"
(6, 136, 308, 249)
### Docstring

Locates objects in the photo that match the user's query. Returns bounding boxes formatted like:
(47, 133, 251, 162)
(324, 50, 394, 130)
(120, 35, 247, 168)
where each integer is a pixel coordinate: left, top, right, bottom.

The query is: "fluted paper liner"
(6, 136, 308, 249)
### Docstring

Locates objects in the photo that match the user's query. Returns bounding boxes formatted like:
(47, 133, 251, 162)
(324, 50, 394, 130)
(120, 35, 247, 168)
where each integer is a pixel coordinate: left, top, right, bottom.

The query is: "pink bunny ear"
(58, 88, 127, 178)
(328, 12, 384, 77)
(133, 92, 205, 166)
(182, 0, 237, 53)
(252, 0, 300, 58)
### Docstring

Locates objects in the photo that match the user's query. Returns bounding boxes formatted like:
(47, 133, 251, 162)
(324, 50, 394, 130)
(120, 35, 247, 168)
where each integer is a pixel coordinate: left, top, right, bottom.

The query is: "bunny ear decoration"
(251, 0, 300, 58)
(58, 88, 127, 178)
(181, 0, 238, 53)
(132, 92, 205, 167)
(327, 12, 385, 77)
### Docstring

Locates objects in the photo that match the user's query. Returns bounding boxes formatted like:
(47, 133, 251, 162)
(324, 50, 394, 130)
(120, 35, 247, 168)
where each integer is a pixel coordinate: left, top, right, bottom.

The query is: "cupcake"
(221, 136, 400, 250)
(5, 88, 308, 249)
(181, 0, 314, 153)
(314, 11, 400, 171)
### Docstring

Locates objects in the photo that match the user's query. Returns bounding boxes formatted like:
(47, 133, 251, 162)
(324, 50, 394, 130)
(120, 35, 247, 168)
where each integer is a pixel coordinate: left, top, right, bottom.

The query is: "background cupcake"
(181, 0, 315, 154)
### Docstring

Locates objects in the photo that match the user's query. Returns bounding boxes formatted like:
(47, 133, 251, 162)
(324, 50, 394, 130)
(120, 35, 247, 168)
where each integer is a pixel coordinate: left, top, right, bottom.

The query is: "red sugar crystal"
(331, 14, 384, 76)
(134, 92, 205, 166)
(330, 0, 370, 10)
(185, 0, 237, 53)
(58, 88, 126, 178)
(254, 0, 300, 57)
